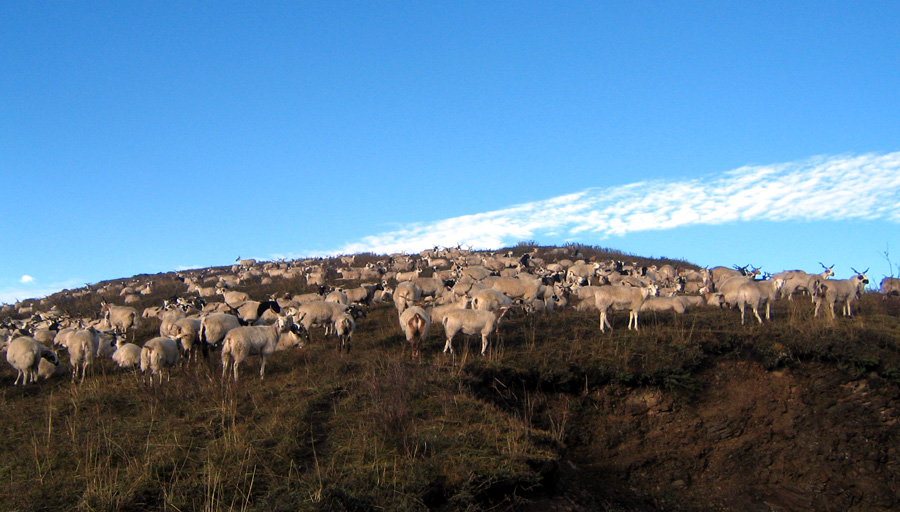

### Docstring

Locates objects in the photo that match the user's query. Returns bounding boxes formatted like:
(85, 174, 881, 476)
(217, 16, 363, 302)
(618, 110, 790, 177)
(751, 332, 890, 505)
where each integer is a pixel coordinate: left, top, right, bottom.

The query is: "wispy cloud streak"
(337, 153, 900, 255)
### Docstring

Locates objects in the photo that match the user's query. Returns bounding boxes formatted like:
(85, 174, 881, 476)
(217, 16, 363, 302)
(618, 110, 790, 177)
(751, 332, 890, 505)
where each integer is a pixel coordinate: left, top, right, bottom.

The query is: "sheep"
(295, 301, 354, 341)
(53, 326, 78, 348)
(6, 336, 58, 385)
(221, 290, 251, 307)
(714, 275, 754, 308)
(400, 306, 431, 357)
(325, 288, 349, 305)
(230, 300, 281, 325)
(487, 276, 545, 306)
(412, 277, 453, 300)
(441, 307, 510, 355)
(199, 313, 242, 349)
(735, 278, 785, 325)
(814, 269, 870, 319)
(470, 288, 514, 312)
(100, 302, 140, 341)
(566, 262, 599, 285)
(66, 327, 100, 382)
(38, 356, 68, 380)
(343, 282, 383, 306)
(639, 296, 687, 316)
(427, 300, 470, 326)
(672, 294, 715, 311)
(458, 265, 493, 282)
(773, 263, 835, 301)
(593, 284, 658, 332)
(140, 337, 181, 384)
(96, 330, 118, 359)
(235, 257, 256, 269)
(171, 317, 203, 361)
(333, 312, 356, 353)
(111, 339, 142, 370)
(394, 269, 421, 282)
(450, 280, 485, 303)
(393, 281, 422, 314)
(881, 277, 900, 296)
(32, 327, 56, 347)
(220, 315, 295, 381)
(142, 306, 164, 320)
(709, 265, 760, 291)
(159, 309, 186, 338)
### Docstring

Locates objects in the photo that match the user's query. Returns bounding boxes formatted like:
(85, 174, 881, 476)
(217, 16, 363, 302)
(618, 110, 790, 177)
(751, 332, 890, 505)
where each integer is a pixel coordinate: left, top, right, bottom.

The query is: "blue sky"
(2, 2, 899, 303)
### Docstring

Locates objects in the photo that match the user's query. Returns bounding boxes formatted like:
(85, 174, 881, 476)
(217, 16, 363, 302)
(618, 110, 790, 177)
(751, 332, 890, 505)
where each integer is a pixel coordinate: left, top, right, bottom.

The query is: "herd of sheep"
(2, 246, 899, 386)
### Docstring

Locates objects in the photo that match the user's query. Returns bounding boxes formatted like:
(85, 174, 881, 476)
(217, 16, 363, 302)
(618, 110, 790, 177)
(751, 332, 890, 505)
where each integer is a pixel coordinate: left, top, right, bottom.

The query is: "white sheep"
(470, 288, 514, 312)
(773, 263, 834, 301)
(714, 275, 754, 308)
(394, 268, 421, 282)
(235, 257, 256, 269)
(67, 327, 100, 382)
(639, 296, 687, 316)
(6, 336, 58, 385)
(814, 269, 869, 319)
(171, 317, 203, 361)
(295, 301, 351, 340)
(441, 307, 510, 355)
(325, 288, 349, 305)
(593, 284, 658, 332)
(333, 312, 356, 352)
(427, 300, 470, 326)
(458, 265, 493, 282)
(883, 277, 900, 296)
(343, 283, 382, 306)
(221, 315, 295, 381)
(199, 313, 242, 348)
(140, 337, 181, 385)
(450, 280, 485, 303)
(412, 277, 452, 300)
(53, 326, 78, 348)
(487, 276, 545, 306)
(159, 309, 186, 338)
(393, 281, 422, 314)
(736, 278, 785, 325)
(111, 339, 143, 370)
(100, 301, 140, 341)
(221, 290, 250, 307)
(400, 306, 431, 357)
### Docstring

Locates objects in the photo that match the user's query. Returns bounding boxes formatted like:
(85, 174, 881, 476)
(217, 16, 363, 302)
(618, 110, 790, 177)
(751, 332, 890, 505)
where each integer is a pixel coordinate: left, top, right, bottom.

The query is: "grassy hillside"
(1, 246, 899, 511)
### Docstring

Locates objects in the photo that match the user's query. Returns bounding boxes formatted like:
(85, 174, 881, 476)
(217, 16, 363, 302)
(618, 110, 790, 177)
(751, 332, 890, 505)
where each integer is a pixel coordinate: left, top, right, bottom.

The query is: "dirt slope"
(544, 359, 899, 511)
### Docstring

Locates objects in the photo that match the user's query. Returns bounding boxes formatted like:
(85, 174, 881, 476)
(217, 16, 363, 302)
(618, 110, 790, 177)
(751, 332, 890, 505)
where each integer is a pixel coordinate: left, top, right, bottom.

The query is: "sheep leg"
(259, 355, 267, 379)
(481, 334, 489, 355)
(753, 305, 763, 325)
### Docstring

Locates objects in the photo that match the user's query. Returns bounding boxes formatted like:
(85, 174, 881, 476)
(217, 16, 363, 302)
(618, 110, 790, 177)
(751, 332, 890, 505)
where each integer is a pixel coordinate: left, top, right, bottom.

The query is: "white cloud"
(0, 278, 86, 305)
(335, 152, 900, 255)
(20, 275, 34, 283)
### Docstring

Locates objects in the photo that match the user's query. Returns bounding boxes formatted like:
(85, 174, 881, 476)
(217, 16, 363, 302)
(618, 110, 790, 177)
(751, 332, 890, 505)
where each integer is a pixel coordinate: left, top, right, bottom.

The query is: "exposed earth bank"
(532, 359, 899, 511)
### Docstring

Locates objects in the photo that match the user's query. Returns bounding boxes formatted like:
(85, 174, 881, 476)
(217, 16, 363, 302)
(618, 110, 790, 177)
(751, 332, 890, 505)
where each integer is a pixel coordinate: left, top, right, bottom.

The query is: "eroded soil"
(537, 360, 900, 511)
